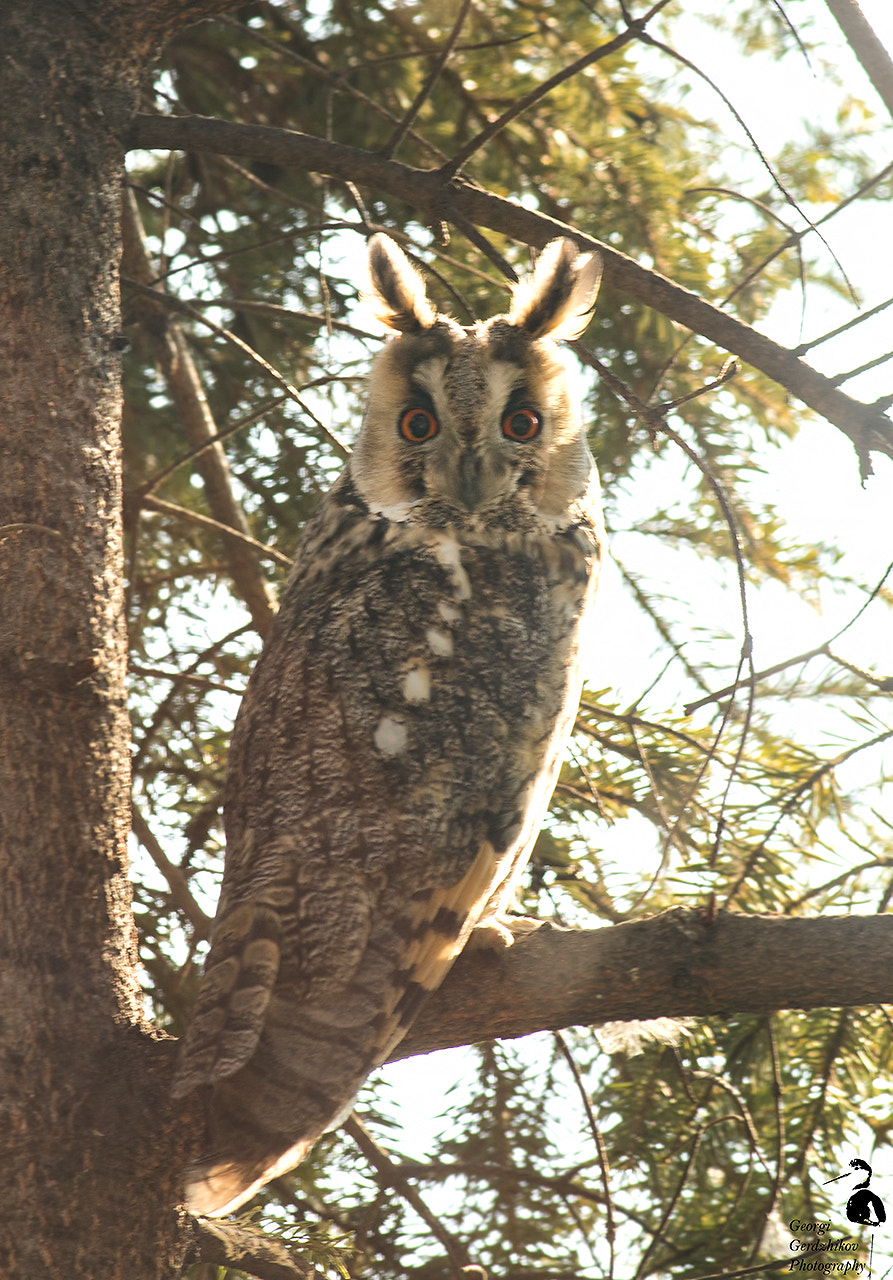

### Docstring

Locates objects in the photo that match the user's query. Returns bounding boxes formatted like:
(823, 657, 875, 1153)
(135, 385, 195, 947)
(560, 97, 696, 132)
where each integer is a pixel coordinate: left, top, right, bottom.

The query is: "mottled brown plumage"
(173, 235, 605, 1216)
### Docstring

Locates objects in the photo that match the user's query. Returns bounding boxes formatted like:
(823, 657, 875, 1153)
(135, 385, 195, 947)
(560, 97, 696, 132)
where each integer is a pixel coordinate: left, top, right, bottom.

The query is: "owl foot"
(465, 914, 544, 952)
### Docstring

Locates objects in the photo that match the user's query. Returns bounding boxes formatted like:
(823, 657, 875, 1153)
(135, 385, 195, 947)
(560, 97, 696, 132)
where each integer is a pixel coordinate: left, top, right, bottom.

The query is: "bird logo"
(823, 1157, 887, 1228)
(844, 1159, 887, 1228)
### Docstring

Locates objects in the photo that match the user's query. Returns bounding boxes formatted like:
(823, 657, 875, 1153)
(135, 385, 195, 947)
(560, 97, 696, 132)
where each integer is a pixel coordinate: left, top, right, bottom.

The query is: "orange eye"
(501, 407, 542, 441)
(399, 407, 439, 443)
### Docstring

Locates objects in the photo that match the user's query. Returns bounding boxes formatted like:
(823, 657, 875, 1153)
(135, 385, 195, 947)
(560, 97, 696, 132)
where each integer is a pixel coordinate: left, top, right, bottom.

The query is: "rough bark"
(0, 3, 230, 1276)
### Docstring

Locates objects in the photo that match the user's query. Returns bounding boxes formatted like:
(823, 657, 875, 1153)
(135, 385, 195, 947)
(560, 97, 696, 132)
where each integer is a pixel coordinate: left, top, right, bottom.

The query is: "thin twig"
(217, 12, 448, 163)
(752, 1017, 785, 1267)
(634, 1128, 703, 1278)
(381, 0, 473, 160)
(831, 348, 893, 387)
(793, 291, 893, 357)
(723, 726, 893, 908)
(138, 494, 292, 567)
(554, 1033, 616, 1279)
(638, 28, 856, 303)
(122, 277, 351, 460)
(129, 662, 243, 695)
(0, 523, 62, 541)
(785, 854, 893, 912)
(135, 395, 287, 498)
(130, 803, 212, 940)
(685, 556, 893, 713)
(576, 352, 756, 866)
(344, 1115, 473, 1276)
(449, 210, 520, 281)
(130, 622, 255, 781)
(438, 0, 675, 179)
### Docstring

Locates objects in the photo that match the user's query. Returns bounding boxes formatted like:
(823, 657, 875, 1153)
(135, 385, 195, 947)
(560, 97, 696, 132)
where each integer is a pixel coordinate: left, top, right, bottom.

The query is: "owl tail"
(184, 1134, 318, 1217)
(181, 999, 373, 1216)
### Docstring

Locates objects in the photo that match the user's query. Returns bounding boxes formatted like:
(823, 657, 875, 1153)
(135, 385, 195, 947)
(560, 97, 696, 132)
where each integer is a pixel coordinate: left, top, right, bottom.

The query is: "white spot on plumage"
(433, 535, 472, 600)
(369, 499, 413, 522)
(373, 716, 408, 755)
(425, 627, 453, 658)
(402, 664, 431, 703)
(437, 600, 461, 624)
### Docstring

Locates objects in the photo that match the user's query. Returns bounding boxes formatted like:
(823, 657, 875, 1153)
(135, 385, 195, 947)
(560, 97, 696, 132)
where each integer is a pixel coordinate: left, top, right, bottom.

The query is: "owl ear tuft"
(508, 239, 603, 342)
(363, 234, 438, 333)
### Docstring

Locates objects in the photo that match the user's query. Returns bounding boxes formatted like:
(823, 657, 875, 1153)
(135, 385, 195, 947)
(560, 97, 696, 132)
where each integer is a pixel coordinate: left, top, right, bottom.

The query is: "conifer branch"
(128, 112, 893, 474)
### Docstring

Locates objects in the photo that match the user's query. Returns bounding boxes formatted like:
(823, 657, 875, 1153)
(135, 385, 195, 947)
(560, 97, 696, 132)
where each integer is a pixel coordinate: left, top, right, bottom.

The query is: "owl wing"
(172, 640, 519, 1098)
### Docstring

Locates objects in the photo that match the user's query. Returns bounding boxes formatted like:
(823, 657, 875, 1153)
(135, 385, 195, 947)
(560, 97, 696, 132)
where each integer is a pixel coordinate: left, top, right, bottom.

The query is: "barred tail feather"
(183, 1135, 317, 1218)
(368, 839, 514, 1064)
(172, 902, 282, 1098)
(180, 842, 517, 1216)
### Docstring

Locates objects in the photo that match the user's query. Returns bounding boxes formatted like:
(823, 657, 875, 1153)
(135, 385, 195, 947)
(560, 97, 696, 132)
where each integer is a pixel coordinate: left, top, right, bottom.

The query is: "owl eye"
(501, 407, 542, 441)
(399, 407, 439, 443)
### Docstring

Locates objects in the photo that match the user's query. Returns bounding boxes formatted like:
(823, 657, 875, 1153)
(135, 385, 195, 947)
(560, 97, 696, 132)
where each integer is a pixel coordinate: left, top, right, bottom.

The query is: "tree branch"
(187, 1218, 326, 1280)
(128, 113, 893, 473)
(137, 493, 292, 567)
(344, 1116, 472, 1272)
(130, 803, 212, 941)
(392, 911, 893, 1060)
(438, 0, 675, 179)
(824, 0, 893, 123)
(152, 911, 893, 1072)
(122, 189, 279, 638)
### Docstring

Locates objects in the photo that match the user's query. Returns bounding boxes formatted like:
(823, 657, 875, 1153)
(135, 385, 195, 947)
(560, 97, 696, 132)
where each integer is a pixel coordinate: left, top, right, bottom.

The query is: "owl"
(172, 234, 605, 1216)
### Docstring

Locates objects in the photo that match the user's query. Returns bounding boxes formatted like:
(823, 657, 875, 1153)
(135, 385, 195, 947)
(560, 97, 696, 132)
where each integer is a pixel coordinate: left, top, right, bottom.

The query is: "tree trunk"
(0, 3, 223, 1275)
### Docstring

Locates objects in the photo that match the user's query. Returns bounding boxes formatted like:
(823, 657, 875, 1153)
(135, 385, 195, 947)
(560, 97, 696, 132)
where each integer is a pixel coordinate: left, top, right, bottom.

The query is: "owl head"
(351, 235, 603, 527)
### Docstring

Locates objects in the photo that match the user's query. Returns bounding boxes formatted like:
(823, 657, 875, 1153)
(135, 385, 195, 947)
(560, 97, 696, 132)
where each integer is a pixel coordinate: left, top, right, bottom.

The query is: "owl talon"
(466, 915, 544, 952)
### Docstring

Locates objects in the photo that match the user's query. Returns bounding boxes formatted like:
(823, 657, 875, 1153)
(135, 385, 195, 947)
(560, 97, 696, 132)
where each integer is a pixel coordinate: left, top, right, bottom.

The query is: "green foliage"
(126, 1, 893, 1275)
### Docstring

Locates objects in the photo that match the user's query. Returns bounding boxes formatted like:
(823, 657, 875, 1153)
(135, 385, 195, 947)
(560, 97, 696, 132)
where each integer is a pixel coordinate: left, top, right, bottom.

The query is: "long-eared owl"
(173, 235, 605, 1216)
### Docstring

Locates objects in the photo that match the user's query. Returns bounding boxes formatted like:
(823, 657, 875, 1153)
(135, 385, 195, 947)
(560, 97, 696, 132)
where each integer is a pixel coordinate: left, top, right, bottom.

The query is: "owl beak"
(456, 450, 483, 512)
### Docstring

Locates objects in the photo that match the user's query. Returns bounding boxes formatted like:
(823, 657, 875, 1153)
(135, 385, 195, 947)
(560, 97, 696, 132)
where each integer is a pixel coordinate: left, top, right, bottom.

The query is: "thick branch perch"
(128, 114, 893, 469)
(393, 910, 893, 1059)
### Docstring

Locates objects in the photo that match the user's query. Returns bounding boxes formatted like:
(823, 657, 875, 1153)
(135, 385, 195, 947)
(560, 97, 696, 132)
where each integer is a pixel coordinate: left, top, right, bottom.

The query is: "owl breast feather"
(241, 485, 600, 887)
